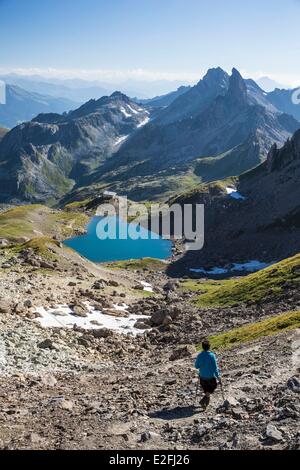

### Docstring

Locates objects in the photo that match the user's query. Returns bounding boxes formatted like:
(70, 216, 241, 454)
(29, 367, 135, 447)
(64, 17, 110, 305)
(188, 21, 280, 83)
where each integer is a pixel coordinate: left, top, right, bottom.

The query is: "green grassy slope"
(0, 205, 89, 242)
(200, 310, 300, 351)
(182, 254, 300, 307)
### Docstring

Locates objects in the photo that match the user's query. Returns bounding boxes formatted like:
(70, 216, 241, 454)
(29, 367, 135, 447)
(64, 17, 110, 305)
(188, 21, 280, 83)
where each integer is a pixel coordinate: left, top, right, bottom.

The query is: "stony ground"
(0, 243, 299, 450)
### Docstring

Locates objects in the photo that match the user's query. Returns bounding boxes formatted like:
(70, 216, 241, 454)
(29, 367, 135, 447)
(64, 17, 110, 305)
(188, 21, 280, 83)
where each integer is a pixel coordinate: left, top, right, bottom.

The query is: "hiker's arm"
(195, 355, 200, 370)
(213, 354, 221, 379)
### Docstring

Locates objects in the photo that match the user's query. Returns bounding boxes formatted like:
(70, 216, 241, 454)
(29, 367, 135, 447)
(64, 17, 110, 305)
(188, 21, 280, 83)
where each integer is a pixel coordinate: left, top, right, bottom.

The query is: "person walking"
(195, 339, 221, 409)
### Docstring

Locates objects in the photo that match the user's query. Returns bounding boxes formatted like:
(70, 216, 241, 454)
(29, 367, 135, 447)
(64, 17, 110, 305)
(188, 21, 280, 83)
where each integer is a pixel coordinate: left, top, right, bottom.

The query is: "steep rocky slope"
(0, 221, 299, 450)
(0, 93, 150, 203)
(168, 128, 300, 274)
(0, 194, 299, 450)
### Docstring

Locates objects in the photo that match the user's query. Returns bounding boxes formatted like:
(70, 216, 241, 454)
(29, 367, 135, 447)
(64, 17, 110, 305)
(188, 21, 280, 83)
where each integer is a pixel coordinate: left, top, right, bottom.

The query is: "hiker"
(195, 339, 221, 409)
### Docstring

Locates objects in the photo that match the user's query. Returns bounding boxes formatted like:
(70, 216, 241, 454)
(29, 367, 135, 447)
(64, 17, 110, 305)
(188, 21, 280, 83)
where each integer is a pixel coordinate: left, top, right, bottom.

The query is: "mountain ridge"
(82, 68, 299, 200)
(0, 92, 150, 202)
(0, 67, 299, 204)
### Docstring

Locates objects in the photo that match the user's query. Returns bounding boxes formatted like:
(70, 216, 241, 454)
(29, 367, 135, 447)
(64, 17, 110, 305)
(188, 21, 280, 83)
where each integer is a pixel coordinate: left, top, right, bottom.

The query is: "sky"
(0, 0, 300, 87)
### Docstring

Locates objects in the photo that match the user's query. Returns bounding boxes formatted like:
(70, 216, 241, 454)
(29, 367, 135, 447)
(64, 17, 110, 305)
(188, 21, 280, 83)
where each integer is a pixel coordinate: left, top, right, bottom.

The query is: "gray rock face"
(169, 128, 300, 271)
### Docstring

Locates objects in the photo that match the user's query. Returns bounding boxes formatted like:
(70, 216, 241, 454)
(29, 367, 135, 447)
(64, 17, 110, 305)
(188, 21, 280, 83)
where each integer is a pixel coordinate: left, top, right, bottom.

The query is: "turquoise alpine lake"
(64, 216, 173, 263)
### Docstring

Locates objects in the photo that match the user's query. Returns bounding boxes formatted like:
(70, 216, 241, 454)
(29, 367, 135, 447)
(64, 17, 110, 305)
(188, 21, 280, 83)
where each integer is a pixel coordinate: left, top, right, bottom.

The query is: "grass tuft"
(105, 258, 167, 271)
(198, 310, 300, 351)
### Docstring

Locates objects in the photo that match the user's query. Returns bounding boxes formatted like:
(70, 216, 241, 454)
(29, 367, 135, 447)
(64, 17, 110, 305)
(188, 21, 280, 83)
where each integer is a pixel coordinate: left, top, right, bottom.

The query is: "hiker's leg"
(200, 392, 210, 409)
(200, 393, 208, 408)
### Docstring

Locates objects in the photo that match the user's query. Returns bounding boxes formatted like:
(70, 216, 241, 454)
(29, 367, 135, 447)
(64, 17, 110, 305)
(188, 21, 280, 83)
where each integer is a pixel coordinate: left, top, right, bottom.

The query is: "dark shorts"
(200, 377, 218, 394)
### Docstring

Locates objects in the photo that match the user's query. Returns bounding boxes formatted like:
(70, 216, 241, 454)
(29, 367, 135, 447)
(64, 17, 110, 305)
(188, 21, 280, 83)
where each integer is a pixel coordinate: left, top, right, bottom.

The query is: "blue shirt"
(195, 351, 220, 379)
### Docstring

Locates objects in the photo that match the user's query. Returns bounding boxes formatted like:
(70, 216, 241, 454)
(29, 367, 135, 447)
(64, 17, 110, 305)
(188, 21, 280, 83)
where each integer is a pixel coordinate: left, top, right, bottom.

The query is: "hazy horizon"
(1, 0, 300, 95)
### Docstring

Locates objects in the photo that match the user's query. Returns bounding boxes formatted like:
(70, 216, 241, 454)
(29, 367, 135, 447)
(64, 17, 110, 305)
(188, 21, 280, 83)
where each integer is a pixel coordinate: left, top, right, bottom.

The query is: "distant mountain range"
(0, 74, 189, 103)
(0, 84, 78, 128)
(0, 75, 110, 105)
(0, 67, 299, 204)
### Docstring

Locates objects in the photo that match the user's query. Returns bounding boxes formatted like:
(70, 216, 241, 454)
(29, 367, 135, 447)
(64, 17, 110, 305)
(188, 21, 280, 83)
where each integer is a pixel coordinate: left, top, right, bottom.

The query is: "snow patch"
(226, 187, 246, 201)
(190, 267, 227, 275)
(127, 105, 139, 115)
(140, 281, 153, 293)
(137, 117, 150, 128)
(231, 260, 274, 272)
(35, 303, 149, 336)
(190, 260, 274, 276)
(120, 107, 132, 118)
(114, 135, 129, 146)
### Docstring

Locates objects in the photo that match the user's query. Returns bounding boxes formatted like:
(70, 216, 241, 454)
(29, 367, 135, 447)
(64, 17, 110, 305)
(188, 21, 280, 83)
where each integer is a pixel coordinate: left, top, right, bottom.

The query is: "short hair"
(202, 339, 211, 351)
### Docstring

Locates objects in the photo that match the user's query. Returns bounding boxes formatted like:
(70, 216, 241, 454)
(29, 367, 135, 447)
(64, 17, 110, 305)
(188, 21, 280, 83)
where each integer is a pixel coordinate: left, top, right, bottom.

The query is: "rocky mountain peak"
(200, 67, 229, 88)
(110, 91, 130, 101)
(228, 68, 247, 104)
(226, 68, 248, 105)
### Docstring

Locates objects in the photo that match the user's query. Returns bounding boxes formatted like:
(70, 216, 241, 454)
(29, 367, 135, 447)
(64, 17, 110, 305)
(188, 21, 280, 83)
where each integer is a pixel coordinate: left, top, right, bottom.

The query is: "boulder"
(134, 321, 151, 330)
(78, 337, 91, 348)
(38, 339, 55, 350)
(150, 309, 169, 326)
(71, 304, 88, 318)
(92, 328, 112, 339)
(287, 377, 300, 394)
(163, 281, 179, 292)
(140, 431, 161, 443)
(265, 424, 284, 443)
(59, 400, 74, 411)
(163, 315, 173, 326)
(0, 300, 11, 313)
(40, 261, 54, 269)
(169, 345, 196, 361)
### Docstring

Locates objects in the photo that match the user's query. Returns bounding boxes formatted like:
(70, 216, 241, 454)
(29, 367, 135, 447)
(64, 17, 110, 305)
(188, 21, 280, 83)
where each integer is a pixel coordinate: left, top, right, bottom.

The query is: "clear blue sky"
(0, 0, 299, 86)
